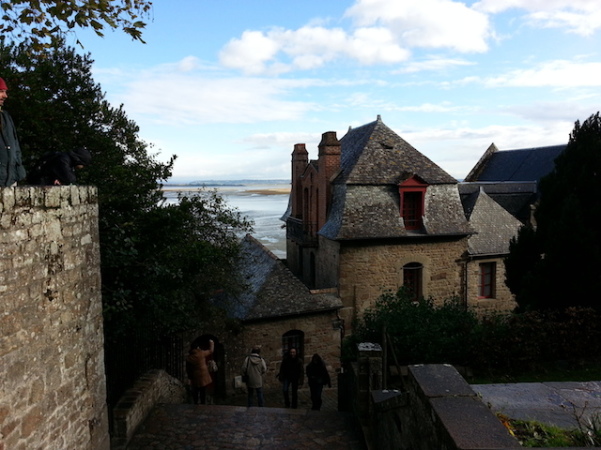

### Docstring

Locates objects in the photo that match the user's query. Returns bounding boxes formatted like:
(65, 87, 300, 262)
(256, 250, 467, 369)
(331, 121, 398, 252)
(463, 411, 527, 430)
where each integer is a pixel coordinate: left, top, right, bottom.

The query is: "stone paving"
(127, 388, 367, 449)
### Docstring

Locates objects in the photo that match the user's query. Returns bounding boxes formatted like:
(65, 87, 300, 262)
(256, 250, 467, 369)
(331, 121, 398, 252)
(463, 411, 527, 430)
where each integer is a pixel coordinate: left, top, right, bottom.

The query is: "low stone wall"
(349, 344, 522, 449)
(1, 186, 109, 450)
(111, 369, 186, 449)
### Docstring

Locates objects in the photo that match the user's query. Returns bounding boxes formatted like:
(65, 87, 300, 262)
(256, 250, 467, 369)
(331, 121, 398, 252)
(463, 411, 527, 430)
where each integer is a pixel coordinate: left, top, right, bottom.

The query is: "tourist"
(277, 347, 303, 408)
(242, 347, 267, 407)
(186, 338, 214, 405)
(0, 77, 26, 187)
(28, 147, 92, 185)
(306, 353, 331, 411)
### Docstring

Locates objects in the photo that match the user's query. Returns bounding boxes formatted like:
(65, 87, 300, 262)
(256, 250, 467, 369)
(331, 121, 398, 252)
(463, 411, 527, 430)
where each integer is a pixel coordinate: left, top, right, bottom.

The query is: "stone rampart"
(112, 369, 185, 449)
(0, 186, 109, 450)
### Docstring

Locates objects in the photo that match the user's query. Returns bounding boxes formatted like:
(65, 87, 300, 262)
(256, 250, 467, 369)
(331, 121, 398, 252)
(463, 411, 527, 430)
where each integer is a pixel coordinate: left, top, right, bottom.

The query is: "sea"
(161, 180, 290, 259)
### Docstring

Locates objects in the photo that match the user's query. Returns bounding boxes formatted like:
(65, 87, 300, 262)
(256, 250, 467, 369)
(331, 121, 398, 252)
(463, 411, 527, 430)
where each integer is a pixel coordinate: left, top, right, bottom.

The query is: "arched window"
(282, 330, 305, 360)
(403, 262, 423, 301)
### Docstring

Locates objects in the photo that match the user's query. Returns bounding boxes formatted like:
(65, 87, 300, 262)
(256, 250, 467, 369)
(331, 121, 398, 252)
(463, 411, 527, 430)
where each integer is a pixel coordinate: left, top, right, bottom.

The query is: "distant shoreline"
(160, 186, 290, 195)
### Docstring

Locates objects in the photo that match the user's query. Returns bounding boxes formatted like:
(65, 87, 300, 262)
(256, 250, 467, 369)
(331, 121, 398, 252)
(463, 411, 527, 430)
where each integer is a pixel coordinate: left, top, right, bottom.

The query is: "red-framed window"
(399, 176, 427, 230)
(479, 262, 496, 298)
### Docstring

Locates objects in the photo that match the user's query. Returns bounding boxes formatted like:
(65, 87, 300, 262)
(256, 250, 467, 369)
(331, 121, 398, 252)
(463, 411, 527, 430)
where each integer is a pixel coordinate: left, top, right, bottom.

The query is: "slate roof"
(459, 182, 537, 224)
(320, 117, 473, 240)
(465, 144, 566, 182)
(460, 188, 523, 256)
(225, 235, 342, 321)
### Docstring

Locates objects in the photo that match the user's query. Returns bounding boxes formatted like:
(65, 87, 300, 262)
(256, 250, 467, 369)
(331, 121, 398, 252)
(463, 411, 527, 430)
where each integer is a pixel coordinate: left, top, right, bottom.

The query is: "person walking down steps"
(306, 354, 331, 411)
(242, 347, 267, 407)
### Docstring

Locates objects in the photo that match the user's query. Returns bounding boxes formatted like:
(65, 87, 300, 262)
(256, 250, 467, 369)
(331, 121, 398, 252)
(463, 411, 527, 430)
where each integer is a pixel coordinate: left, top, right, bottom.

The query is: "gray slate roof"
(460, 188, 523, 256)
(320, 117, 473, 240)
(459, 182, 537, 224)
(227, 235, 342, 321)
(465, 144, 566, 182)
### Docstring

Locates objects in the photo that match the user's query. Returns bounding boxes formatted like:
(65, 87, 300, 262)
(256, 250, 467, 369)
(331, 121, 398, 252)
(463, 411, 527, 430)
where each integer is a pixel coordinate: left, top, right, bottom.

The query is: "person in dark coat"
(306, 353, 331, 411)
(277, 347, 303, 408)
(0, 77, 26, 187)
(241, 347, 267, 407)
(186, 339, 214, 404)
(30, 147, 92, 186)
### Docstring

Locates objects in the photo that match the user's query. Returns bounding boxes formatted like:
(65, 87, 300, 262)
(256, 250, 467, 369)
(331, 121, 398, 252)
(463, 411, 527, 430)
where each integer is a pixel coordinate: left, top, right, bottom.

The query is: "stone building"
(0, 186, 109, 450)
(283, 116, 563, 324)
(215, 234, 343, 393)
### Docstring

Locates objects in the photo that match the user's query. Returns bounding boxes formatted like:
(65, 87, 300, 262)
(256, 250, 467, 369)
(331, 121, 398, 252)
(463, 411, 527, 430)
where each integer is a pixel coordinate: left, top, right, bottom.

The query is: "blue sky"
(73, 0, 601, 182)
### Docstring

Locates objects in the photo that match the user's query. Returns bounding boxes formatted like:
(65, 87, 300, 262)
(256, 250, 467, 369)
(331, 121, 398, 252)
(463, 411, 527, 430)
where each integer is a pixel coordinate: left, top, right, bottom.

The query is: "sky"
(72, 0, 601, 182)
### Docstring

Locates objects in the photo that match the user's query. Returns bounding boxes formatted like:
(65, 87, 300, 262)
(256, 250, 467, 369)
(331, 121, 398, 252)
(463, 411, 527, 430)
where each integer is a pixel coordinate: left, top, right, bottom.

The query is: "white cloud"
(219, 0, 494, 75)
(345, 0, 492, 52)
(219, 25, 409, 75)
(483, 60, 601, 87)
(117, 73, 319, 125)
(475, 0, 601, 35)
(396, 57, 475, 73)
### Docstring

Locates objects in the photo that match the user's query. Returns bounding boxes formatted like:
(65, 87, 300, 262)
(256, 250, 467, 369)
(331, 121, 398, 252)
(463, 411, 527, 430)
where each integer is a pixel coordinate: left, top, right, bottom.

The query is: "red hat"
(0, 78, 7, 90)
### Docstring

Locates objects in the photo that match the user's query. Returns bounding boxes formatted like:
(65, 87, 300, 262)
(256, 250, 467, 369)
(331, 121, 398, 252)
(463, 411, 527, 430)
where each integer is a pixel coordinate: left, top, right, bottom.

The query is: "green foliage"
(352, 288, 478, 365)
(0, 0, 152, 51)
(1, 41, 253, 341)
(348, 287, 601, 378)
(505, 112, 601, 311)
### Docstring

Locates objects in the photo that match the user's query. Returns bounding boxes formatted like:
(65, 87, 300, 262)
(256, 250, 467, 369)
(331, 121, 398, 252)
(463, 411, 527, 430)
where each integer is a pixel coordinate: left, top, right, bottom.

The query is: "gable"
(464, 189, 522, 256)
(225, 235, 342, 321)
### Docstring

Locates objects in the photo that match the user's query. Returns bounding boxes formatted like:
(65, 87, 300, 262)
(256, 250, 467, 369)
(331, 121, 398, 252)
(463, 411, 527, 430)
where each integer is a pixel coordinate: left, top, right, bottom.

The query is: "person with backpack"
(0, 77, 26, 187)
(241, 347, 267, 407)
(28, 147, 92, 186)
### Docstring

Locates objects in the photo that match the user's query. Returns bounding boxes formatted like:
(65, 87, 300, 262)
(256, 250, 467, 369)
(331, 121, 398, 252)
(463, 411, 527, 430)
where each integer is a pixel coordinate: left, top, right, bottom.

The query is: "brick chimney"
(291, 143, 308, 218)
(317, 131, 341, 228)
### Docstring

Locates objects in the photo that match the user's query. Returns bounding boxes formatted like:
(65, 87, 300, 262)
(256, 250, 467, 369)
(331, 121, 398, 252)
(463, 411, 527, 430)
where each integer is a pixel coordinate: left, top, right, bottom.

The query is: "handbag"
(233, 375, 245, 389)
(208, 359, 218, 373)
(241, 355, 250, 383)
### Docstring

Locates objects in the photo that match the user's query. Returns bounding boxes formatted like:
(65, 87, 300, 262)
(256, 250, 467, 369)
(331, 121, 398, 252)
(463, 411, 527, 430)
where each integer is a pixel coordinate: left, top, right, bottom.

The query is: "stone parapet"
(1, 186, 108, 450)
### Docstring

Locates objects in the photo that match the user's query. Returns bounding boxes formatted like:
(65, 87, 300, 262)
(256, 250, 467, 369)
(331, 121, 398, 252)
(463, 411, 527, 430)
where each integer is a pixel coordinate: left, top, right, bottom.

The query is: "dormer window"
(399, 176, 428, 230)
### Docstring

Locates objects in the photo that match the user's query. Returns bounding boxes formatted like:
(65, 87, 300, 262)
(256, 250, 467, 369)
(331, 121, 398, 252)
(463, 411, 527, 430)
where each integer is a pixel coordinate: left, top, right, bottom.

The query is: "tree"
(1, 41, 252, 340)
(505, 112, 601, 311)
(0, 0, 152, 51)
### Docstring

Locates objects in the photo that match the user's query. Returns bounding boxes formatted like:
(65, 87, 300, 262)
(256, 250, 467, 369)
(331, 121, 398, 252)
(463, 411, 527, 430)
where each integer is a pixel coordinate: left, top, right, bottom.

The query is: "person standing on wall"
(277, 347, 303, 408)
(0, 77, 26, 187)
(306, 353, 331, 411)
(186, 339, 214, 405)
(242, 347, 267, 407)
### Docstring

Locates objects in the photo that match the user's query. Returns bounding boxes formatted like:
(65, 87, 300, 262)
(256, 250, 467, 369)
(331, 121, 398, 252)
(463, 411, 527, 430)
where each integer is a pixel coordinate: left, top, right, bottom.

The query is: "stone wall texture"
(0, 186, 109, 450)
(338, 237, 467, 313)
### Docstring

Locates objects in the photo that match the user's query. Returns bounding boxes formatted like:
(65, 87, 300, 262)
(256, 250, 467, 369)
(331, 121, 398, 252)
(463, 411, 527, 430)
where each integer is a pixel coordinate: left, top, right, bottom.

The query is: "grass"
(498, 414, 601, 447)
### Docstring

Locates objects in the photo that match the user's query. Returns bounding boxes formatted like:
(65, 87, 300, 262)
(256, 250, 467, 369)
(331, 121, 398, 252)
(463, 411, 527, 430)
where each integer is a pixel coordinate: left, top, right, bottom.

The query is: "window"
(403, 262, 423, 301)
(402, 191, 423, 229)
(479, 262, 496, 298)
(282, 330, 304, 359)
(399, 176, 427, 230)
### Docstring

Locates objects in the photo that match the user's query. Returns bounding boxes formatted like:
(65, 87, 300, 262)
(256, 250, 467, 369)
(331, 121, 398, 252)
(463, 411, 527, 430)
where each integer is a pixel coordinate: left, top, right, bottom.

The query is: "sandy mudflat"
(245, 188, 290, 195)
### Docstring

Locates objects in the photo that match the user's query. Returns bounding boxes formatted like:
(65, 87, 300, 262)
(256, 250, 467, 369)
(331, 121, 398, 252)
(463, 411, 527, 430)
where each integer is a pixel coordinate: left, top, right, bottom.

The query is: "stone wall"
(112, 370, 185, 449)
(0, 186, 109, 450)
(465, 257, 516, 314)
(338, 238, 467, 313)
(347, 350, 521, 450)
(236, 312, 342, 393)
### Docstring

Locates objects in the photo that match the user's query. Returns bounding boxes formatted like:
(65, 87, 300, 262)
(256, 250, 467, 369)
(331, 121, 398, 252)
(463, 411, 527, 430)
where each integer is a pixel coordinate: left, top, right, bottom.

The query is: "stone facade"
(285, 116, 517, 327)
(237, 312, 342, 393)
(0, 186, 109, 450)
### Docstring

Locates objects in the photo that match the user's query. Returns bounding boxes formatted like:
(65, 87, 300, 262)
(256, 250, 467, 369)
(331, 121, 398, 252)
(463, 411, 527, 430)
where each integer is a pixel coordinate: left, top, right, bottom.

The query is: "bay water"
(162, 181, 290, 259)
